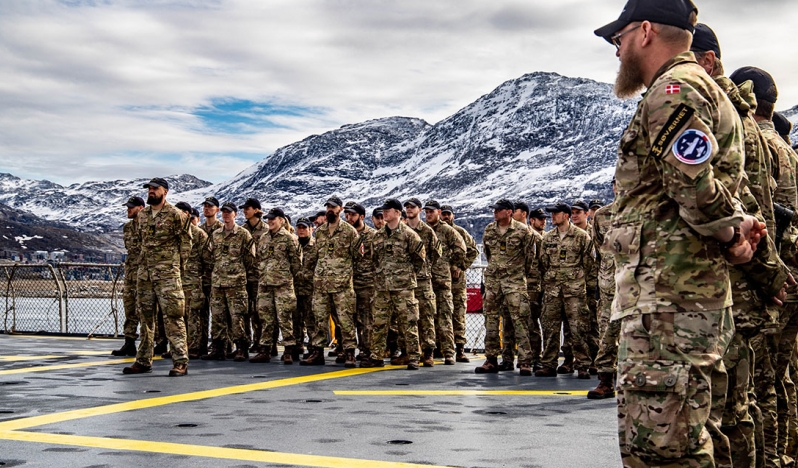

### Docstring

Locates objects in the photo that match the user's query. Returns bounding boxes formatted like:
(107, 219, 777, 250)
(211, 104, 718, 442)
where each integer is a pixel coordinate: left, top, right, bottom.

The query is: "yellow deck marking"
(334, 390, 589, 396)
(0, 431, 448, 468)
(0, 357, 161, 376)
(0, 351, 112, 362)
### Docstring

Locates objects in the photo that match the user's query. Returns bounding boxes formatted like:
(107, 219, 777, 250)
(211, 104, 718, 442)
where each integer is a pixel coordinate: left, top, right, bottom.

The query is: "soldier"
(300, 196, 361, 367)
(344, 202, 376, 361)
(199, 196, 223, 356)
(250, 208, 302, 364)
(201, 202, 255, 362)
(313, 211, 326, 229)
(774, 112, 792, 145)
(534, 202, 593, 379)
(294, 217, 316, 359)
(361, 198, 426, 370)
(595, 2, 764, 466)
(424, 200, 467, 365)
(405, 198, 441, 367)
(174, 202, 211, 360)
(241, 198, 267, 353)
(587, 199, 603, 224)
(570, 199, 599, 372)
(123, 177, 191, 377)
(112, 196, 145, 357)
(372, 208, 385, 230)
(440, 205, 480, 362)
(475, 198, 535, 376)
(529, 208, 547, 235)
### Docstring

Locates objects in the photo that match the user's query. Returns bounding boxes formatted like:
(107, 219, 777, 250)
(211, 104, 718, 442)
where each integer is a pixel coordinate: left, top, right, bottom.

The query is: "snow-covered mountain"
(2, 72, 638, 240)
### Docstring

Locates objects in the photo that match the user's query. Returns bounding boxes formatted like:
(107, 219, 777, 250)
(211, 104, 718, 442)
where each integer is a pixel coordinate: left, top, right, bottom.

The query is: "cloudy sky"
(2, 0, 797, 185)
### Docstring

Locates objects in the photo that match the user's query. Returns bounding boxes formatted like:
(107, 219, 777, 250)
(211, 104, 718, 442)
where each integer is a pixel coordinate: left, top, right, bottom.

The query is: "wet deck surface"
(0, 334, 621, 467)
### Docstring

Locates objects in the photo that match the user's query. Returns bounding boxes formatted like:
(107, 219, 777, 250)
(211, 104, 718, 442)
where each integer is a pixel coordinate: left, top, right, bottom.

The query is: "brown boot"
(122, 362, 152, 375)
(201, 339, 226, 361)
(421, 349, 434, 367)
(283, 346, 294, 365)
(587, 372, 616, 399)
(390, 352, 409, 366)
(497, 360, 514, 371)
(556, 362, 573, 374)
(335, 351, 346, 364)
(519, 363, 532, 376)
(534, 366, 557, 377)
(188, 349, 200, 360)
(444, 358, 455, 365)
(344, 349, 356, 369)
(577, 369, 591, 379)
(474, 357, 499, 374)
(233, 343, 249, 362)
(455, 344, 470, 363)
(249, 350, 271, 363)
(361, 357, 385, 368)
(407, 360, 420, 370)
(168, 363, 188, 377)
(299, 348, 325, 366)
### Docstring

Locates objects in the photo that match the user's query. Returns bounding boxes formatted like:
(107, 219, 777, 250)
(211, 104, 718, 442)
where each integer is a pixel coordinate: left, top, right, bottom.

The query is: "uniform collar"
(647, 51, 697, 94)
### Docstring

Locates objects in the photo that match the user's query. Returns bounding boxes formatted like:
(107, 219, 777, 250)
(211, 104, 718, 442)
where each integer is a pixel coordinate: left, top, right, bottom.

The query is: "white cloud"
(1, 0, 797, 184)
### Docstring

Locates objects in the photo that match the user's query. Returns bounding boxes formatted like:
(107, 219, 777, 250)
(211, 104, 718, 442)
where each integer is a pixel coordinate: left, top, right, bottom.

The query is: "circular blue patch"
(672, 129, 712, 165)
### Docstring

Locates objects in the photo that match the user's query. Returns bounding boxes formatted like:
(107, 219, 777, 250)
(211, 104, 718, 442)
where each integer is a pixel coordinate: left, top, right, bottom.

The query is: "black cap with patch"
(382, 198, 403, 212)
(691, 23, 721, 59)
(773, 112, 793, 137)
(489, 199, 515, 211)
(372, 208, 384, 217)
(264, 207, 286, 220)
(202, 196, 220, 208)
(123, 196, 145, 208)
(325, 196, 343, 208)
(589, 199, 604, 210)
(175, 201, 192, 213)
(529, 208, 548, 220)
(729, 66, 778, 104)
(545, 202, 572, 215)
(571, 200, 589, 212)
(441, 205, 454, 214)
(296, 217, 313, 228)
(423, 200, 442, 210)
(221, 202, 237, 213)
(594, 0, 698, 43)
(513, 201, 530, 214)
(143, 177, 169, 190)
(344, 202, 366, 216)
(314, 210, 326, 220)
(404, 198, 423, 208)
(239, 198, 261, 210)
(191, 208, 200, 219)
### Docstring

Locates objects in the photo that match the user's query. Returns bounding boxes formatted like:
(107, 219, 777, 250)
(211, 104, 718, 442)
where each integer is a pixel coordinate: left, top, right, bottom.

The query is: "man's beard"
(326, 211, 338, 224)
(351, 219, 363, 229)
(614, 49, 646, 99)
(147, 194, 163, 206)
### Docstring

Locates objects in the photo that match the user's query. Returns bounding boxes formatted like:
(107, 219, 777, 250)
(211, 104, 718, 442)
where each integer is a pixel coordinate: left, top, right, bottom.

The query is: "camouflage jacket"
(183, 223, 210, 288)
(372, 222, 426, 292)
(295, 236, 316, 296)
(539, 224, 593, 297)
(353, 224, 376, 290)
(446, 221, 480, 289)
(200, 218, 223, 286)
(610, 52, 743, 320)
(525, 225, 543, 293)
(243, 218, 268, 283)
(409, 220, 441, 283)
(579, 222, 598, 291)
(763, 121, 798, 212)
(257, 226, 301, 287)
(428, 220, 467, 290)
(311, 221, 362, 293)
(208, 224, 254, 288)
(136, 201, 192, 280)
(483, 219, 535, 294)
(123, 217, 141, 271)
(592, 203, 616, 297)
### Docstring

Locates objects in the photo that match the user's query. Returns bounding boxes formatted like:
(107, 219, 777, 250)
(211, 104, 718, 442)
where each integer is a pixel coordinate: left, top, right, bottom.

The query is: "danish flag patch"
(666, 84, 681, 94)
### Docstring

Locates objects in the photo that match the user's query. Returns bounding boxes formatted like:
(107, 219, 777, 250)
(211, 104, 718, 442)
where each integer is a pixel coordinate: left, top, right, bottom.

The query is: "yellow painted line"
(0, 357, 161, 376)
(0, 351, 113, 362)
(334, 390, 589, 396)
(0, 367, 392, 431)
(0, 431, 447, 468)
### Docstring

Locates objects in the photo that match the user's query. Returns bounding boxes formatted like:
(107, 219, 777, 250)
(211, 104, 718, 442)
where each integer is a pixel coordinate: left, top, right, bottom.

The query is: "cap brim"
(594, 19, 629, 43)
(423, 205, 439, 210)
(123, 202, 136, 208)
(221, 208, 236, 212)
(343, 208, 358, 213)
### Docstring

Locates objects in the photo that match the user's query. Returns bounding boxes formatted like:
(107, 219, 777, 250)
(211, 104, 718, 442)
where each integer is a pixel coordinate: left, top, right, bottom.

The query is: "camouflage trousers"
(414, 280, 437, 352)
(296, 294, 314, 349)
(594, 288, 619, 374)
(135, 274, 188, 366)
(586, 285, 600, 362)
(502, 289, 542, 365)
(751, 331, 779, 468)
(122, 268, 140, 340)
(452, 285, 468, 346)
(246, 281, 263, 348)
(210, 285, 248, 347)
(483, 285, 531, 364)
(258, 283, 297, 348)
(311, 289, 357, 351)
(540, 289, 591, 371)
(717, 331, 756, 468)
(788, 342, 798, 461)
(433, 285, 455, 359)
(776, 302, 798, 467)
(371, 289, 421, 362)
(616, 308, 734, 468)
(355, 287, 374, 357)
(183, 280, 204, 351)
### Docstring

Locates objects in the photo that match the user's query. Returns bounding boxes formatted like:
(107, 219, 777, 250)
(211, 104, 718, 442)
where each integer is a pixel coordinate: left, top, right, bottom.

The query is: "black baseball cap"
(174, 201, 192, 213)
(123, 196, 145, 208)
(691, 23, 721, 59)
(423, 200, 442, 210)
(441, 205, 454, 214)
(513, 201, 530, 214)
(314, 210, 326, 220)
(202, 196, 220, 208)
(265, 207, 286, 220)
(143, 177, 169, 190)
(190, 208, 200, 219)
(529, 208, 548, 220)
(589, 199, 604, 210)
(296, 217, 313, 228)
(372, 208, 384, 217)
(545, 202, 572, 215)
(729, 66, 778, 104)
(382, 198, 403, 211)
(490, 199, 515, 211)
(773, 112, 792, 137)
(325, 196, 343, 208)
(571, 200, 589, 212)
(239, 198, 261, 210)
(404, 198, 423, 208)
(401, 210, 407, 219)
(221, 202, 237, 213)
(594, 0, 698, 43)
(344, 202, 366, 216)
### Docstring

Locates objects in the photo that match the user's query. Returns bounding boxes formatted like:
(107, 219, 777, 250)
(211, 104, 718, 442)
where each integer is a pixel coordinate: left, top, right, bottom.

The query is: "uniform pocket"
(618, 361, 691, 460)
(606, 224, 641, 311)
(616, 128, 641, 192)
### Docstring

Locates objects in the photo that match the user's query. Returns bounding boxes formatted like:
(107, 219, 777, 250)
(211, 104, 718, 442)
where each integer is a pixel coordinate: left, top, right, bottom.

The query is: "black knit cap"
(773, 112, 793, 137)
(729, 66, 778, 104)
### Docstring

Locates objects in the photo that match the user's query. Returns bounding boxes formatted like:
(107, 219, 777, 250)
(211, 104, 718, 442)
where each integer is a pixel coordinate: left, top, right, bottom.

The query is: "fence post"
(56, 265, 70, 334)
(49, 264, 66, 334)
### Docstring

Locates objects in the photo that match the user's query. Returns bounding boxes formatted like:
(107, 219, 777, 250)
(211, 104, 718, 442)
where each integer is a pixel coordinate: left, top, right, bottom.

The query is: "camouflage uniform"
(184, 224, 210, 353)
(243, 218, 268, 348)
(538, 223, 593, 372)
(592, 203, 618, 374)
(295, 236, 316, 349)
(611, 52, 743, 468)
(445, 221, 480, 348)
(122, 217, 142, 340)
(308, 221, 362, 352)
(482, 219, 534, 364)
(199, 218, 223, 350)
(502, 226, 543, 366)
(257, 226, 301, 349)
(134, 201, 192, 367)
(370, 222, 426, 363)
(353, 224, 376, 358)
(208, 225, 255, 349)
(410, 221, 441, 353)
(429, 219, 467, 360)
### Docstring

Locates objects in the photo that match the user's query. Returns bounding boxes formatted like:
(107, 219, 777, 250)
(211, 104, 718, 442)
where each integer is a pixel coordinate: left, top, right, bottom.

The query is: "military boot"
(534, 366, 557, 377)
(519, 363, 532, 376)
(233, 342, 249, 362)
(201, 339, 226, 361)
(557, 362, 574, 374)
(421, 349, 434, 367)
(344, 349, 356, 369)
(270, 343, 279, 357)
(292, 346, 303, 362)
(577, 368, 591, 379)
(299, 347, 325, 366)
(168, 363, 188, 377)
(328, 345, 342, 358)
(390, 350, 409, 366)
(188, 349, 200, 360)
(335, 351, 346, 364)
(474, 357, 499, 374)
(497, 360, 515, 371)
(587, 372, 616, 399)
(455, 344, 470, 363)
(249, 347, 272, 363)
(111, 337, 137, 357)
(407, 360, 420, 370)
(282, 346, 294, 365)
(360, 357, 384, 368)
(122, 362, 152, 374)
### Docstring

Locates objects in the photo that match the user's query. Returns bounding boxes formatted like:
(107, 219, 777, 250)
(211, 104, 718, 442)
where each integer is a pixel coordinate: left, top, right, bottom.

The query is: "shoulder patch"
(650, 104, 695, 158)
(672, 129, 712, 165)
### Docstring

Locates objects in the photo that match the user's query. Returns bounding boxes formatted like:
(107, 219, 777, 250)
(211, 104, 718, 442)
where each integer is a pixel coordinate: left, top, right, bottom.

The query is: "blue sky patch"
(192, 98, 324, 134)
